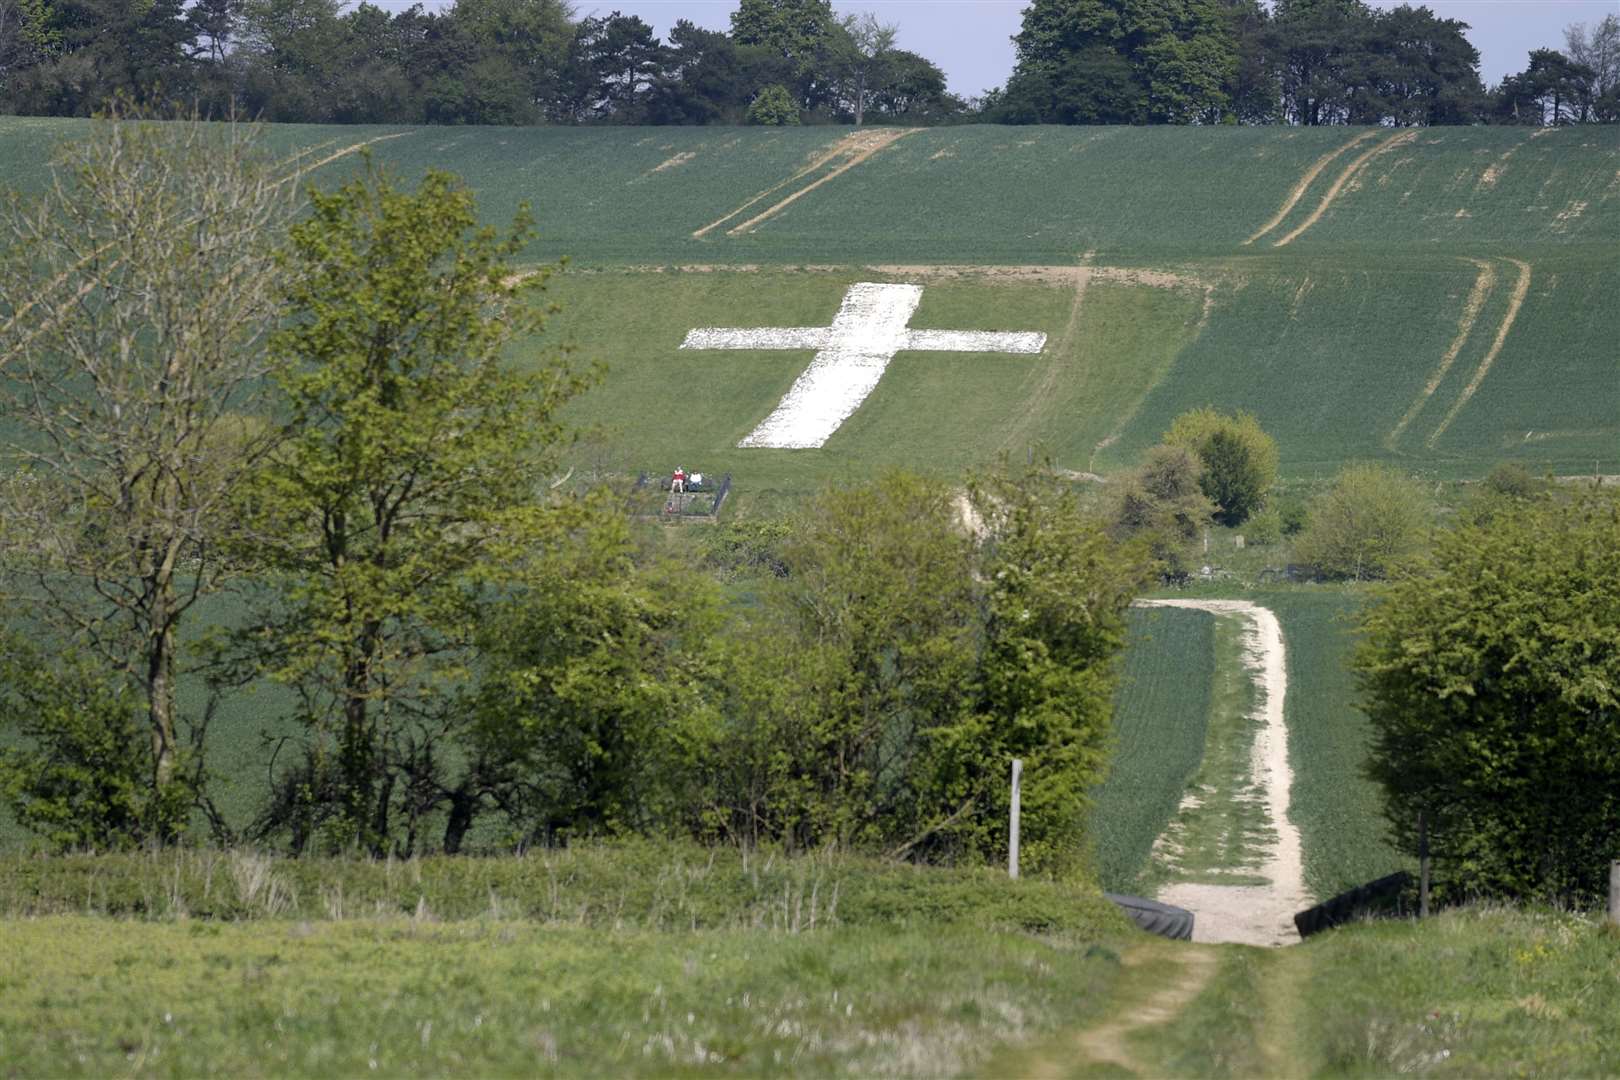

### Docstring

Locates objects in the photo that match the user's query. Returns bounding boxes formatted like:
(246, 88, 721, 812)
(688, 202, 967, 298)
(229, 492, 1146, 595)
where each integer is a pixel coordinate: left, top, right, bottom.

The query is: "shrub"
(1355, 493, 1620, 905)
(0, 637, 188, 850)
(1106, 444, 1214, 582)
(747, 84, 800, 125)
(1164, 408, 1279, 526)
(1480, 461, 1548, 501)
(1294, 463, 1428, 581)
(1244, 506, 1283, 546)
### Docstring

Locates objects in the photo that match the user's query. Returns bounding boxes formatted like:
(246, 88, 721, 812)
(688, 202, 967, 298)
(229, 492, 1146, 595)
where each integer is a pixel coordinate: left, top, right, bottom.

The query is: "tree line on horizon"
(0, 0, 1614, 127)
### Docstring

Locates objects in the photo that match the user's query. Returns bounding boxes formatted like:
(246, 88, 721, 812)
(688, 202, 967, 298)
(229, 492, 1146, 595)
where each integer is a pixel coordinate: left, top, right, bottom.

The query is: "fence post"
(1418, 809, 1430, 919)
(1609, 861, 1619, 927)
(1008, 759, 1023, 880)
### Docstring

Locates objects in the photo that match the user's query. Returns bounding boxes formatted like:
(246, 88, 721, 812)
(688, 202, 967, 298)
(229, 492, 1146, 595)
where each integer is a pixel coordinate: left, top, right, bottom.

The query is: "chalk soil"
(1135, 600, 1307, 946)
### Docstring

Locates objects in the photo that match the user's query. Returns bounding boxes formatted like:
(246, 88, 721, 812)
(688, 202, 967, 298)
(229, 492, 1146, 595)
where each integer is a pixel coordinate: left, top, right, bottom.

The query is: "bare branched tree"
(0, 111, 306, 838)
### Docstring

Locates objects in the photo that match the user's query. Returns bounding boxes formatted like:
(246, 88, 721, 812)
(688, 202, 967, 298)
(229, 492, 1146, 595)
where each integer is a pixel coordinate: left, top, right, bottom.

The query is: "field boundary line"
(691, 129, 914, 239)
(1427, 257, 1531, 447)
(1385, 257, 1496, 450)
(1272, 130, 1418, 248)
(1244, 130, 1378, 245)
(723, 128, 917, 236)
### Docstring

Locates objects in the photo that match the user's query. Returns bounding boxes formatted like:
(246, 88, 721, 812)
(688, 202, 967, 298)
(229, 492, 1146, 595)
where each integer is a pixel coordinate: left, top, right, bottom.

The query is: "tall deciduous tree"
(1001, 0, 1238, 124)
(0, 114, 300, 840)
(235, 162, 587, 855)
(1563, 15, 1620, 121)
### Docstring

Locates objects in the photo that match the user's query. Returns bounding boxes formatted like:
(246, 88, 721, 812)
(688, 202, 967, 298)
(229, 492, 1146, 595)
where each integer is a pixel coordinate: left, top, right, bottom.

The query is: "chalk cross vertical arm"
(680, 282, 1047, 449)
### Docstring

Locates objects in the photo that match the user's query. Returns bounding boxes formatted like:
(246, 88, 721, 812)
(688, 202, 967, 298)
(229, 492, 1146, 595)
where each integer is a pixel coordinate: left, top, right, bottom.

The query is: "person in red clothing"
(672, 465, 686, 494)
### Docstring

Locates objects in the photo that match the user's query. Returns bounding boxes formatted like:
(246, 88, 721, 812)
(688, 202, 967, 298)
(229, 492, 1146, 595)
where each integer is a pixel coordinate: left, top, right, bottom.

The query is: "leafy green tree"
(0, 113, 300, 842)
(730, 0, 832, 68)
(234, 162, 586, 855)
(4, 0, 198, 115)
(562, 11, 664, 123)
(717, 467, 1148, 875)
(960, 465, 1152, 872)
(773, 471, 979, 851)
(1164, 407, 1279, 527)
(1294, 463, 1428, 581)
(471, 511, 722, 847)
(1002, 0, 1238, 124)
(1267, 0, 1375, 125)
(746, 82, 798, 124)
(1355, 4, 1484, 125)
(1355, 493, 1620, 905)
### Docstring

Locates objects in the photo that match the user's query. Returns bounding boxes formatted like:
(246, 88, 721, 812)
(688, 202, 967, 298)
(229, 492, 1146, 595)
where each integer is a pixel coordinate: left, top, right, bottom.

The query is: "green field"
(1092, 606, 1216, 893)
(1, 119, 1613, 487)
(1258, 589, 1405, 900)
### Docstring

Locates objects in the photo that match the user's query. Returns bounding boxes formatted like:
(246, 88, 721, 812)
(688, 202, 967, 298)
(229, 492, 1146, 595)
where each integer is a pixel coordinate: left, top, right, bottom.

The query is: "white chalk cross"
(680, 282, 1047, 449)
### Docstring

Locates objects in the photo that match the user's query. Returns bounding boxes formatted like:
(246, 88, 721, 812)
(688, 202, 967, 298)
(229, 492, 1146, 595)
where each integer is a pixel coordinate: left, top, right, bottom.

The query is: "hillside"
(1, 119, 1612, 482)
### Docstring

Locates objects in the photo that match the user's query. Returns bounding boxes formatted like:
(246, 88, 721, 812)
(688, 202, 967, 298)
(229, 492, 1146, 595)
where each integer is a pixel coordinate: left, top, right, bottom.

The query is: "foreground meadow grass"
(0, 917, 1128, 1077)
(1127, 907, 1620, 1079)
(0, 845, 1132, 1075)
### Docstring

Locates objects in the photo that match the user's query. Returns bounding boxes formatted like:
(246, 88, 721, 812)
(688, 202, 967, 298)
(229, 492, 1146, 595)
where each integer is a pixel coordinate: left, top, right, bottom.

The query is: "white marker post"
(680, 283, 1046, 449)
(1009, 758, 1023, 881)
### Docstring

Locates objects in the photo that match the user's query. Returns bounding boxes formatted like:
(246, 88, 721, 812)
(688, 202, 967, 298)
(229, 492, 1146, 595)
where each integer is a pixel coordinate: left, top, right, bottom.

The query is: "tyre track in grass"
(1426, 257, 1532, 448)
(996, 253, 1094, 455)
(1272, 130, 1419, 248)
(1020, 942, 1220, 1080)
(1244, 130, 1379, 246)
(691, 128, 916, 239)
(1385, 256, 1496, 450)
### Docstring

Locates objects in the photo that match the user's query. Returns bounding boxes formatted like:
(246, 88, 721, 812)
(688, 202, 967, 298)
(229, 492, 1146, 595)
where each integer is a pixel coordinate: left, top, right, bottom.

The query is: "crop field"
(1, 118, 1613, 487)
(1258, 589, 1405, 900)
(1091, 606, 1215, 893)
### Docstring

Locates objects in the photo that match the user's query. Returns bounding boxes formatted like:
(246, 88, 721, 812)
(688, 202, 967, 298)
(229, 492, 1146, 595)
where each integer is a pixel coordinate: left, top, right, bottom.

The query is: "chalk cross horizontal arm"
(679, 282, 1047, 449)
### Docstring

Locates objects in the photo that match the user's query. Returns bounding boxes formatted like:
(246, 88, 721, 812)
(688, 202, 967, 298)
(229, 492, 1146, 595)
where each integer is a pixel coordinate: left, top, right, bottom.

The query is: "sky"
(385, 1, 1619, 101)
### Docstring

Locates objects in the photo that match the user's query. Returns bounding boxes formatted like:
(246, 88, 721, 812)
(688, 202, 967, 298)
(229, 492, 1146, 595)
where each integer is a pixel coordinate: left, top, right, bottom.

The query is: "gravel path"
(1136, 599, 1308, 946)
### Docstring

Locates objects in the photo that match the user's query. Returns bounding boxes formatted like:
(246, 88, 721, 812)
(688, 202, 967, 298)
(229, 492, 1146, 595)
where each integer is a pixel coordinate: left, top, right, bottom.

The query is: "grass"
(1151, 907, 1620, 1078)
(1091, 606, 1215, 894)
(1140, 610, 1272, 891)
(0, 841, 1128, 936)
(992, 905, 1620, 1079)
(0, 917, 1130, 1077)
(0, 843, 1132, 1076)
